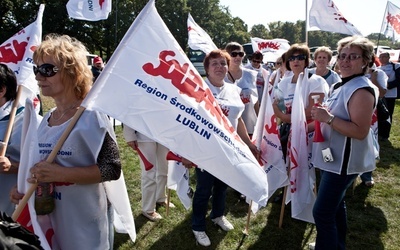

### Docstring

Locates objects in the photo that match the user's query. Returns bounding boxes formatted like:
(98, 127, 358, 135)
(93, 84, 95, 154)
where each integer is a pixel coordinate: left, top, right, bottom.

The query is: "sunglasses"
(276, 62, 282, 65)
(252, 60, 262, 64)
(337, 53, 362, 61)
(33, 64, 59, 77)
(288, 55, 307, 61)
(230, 51, 245, 57)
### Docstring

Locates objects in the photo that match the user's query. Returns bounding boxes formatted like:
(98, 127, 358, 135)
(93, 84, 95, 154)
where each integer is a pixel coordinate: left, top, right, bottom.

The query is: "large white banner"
(380, 1, 400, 42)
(81, 0, 269, 206)
(67, 0, 112, 21)
(250, 37, 290, 63)
(0, 4, 43, 105)
(187, 13, 218, 54)
(309, 0, 362, 36)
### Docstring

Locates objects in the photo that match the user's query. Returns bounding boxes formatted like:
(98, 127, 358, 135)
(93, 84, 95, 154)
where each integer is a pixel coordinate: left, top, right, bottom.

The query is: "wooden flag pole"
(166, 189, 171, 217)
(242, 200, 252, 235)
(12, 106, 86, 221)
(279, 160, 291, 228)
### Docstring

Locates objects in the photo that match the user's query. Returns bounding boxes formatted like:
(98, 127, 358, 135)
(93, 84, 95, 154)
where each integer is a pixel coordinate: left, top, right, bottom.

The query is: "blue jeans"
(192, 168, 227, 231)
(360, 171, 373, 183)
(313, 170, 357, 250)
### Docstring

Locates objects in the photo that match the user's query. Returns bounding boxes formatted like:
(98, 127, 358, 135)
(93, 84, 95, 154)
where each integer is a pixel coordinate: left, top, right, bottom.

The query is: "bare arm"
(312, 88, 375, 140)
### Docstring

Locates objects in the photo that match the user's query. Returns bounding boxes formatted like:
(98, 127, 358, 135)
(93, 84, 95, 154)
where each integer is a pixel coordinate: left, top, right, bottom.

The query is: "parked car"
(188, 49, 206, 76)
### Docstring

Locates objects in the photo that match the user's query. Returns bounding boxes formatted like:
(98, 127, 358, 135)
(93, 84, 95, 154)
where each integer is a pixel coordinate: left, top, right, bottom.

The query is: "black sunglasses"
(230, 51, 245, 57)
(33, 64, 59, 77)
(288, 55, 307, 61)
(252, 60, 262, 64)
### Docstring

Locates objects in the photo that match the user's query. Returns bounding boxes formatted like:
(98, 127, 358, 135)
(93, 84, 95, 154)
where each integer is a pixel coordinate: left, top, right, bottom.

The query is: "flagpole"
(305, 0, 308, 45)
(12, 106, 86, 221)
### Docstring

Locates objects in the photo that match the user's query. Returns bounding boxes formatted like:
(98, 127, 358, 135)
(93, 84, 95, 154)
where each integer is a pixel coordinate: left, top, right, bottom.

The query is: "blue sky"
(219, 0, 397, 36)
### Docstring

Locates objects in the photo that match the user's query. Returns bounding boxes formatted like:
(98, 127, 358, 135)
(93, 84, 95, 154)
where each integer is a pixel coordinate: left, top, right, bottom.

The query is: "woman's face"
(288, 53, 306, 74)
(337, 46, 365, 78)
(314, 52, 330, 68)
(229, 49, 245, 67)
(206, 56, 228, 81)
(35, 55, 65, 99)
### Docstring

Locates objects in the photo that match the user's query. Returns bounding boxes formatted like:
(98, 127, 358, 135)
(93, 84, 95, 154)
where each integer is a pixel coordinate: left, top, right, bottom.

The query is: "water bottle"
(35, 182, 55, 215)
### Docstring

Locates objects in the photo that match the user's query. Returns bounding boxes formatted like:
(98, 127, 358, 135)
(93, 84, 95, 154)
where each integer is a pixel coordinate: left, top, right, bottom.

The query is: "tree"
(250, 24, 270, 39)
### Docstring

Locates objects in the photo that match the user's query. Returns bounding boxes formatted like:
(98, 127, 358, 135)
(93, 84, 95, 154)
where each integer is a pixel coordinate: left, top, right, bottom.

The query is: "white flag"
(309, 0, 362, 36)
(81, 0, 269, 206)
(187, 13, 218, 54)
(380, 1, 400, 42)
(285, 69, 316, 223)
(252, 81, 289, 202)
(0, 4, 43, 105)
(167, 159, 192, 210)
(250, 37, 290, 63)
(67, 0, 112, 21)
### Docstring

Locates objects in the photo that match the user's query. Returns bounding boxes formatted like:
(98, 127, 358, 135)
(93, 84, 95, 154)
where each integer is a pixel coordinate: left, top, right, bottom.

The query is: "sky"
(218, 0, 399, 37)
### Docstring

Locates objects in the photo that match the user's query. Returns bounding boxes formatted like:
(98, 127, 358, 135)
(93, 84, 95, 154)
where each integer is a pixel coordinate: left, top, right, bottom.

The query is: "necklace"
(51, 101, 80, 122)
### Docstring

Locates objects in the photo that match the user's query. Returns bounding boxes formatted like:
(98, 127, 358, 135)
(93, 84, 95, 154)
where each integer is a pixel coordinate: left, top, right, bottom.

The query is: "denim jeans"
(360, 171, 373, 183)
(313, 170, 357, 250)
(192, 168, 227, 231)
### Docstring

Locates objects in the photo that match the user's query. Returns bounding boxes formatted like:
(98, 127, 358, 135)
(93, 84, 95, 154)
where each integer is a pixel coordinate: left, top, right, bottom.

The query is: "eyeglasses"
(276, 62, 282, 65)
(252, 60, 262, 64)
(288, 55, 307, 61)
(33, 64, 59, 77)
(230, 51, 245, 57)
(338, 53, 362, 61)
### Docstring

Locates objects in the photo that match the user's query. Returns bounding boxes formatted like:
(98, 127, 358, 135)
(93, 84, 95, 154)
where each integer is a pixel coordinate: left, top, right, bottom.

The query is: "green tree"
(250, 24, 270, 39)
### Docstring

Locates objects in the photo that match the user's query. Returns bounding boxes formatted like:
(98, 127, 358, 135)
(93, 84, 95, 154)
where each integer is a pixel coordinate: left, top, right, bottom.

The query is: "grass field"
(42, 96, 400, 250)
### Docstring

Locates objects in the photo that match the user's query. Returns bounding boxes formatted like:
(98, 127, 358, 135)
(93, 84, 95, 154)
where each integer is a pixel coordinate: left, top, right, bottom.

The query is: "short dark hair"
(0, 64, 17, 101)
(251, 51, 263, 60)
(285, 43, 310, 71)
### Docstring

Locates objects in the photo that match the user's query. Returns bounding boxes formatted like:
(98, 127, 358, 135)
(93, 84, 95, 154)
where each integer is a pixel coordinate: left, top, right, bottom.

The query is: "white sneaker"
(211, 216, 234, 231)
(308, 242, 315, 250)
(192, 230, 211, 247)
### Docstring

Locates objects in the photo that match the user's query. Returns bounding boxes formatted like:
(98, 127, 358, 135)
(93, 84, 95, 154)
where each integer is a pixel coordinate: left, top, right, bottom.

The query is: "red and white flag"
(309, 0, 362, 36)
(252, 83, 288, 213)
(67, 0, 112, 21)
(285, 70, 316, 223)
(380, 1, 400, 42)
(250, 38, 290, 63)
(81, 0, 269, 206)
(0, 4, 43, 106)
(187, 13, 218, 54)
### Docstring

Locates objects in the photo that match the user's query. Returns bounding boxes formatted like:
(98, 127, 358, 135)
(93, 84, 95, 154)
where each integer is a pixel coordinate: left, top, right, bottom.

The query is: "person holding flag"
(311, 36, 378, 250)
(272, 44, 329, 158)
(11, 34, 122, 249)
(181, 49, 258, 247)
(224, 42, 259, 137)
(0, 64, 26, 216)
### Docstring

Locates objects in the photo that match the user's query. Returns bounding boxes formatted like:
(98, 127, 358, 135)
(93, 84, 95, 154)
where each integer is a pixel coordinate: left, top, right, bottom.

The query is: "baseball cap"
(93, 56, 103, 64)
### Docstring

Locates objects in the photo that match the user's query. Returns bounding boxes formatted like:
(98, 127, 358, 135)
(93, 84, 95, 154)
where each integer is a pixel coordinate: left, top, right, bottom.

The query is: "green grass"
(42, 96, 400, 249)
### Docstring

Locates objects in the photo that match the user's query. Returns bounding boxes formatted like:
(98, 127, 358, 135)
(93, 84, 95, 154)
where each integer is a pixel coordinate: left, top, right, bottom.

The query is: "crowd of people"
(0, 33, 396, 249)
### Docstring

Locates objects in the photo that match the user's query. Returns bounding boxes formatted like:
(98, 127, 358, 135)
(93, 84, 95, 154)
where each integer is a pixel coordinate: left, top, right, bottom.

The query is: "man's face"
(378, 54, 390, 65)
(94, 62, 103, 69)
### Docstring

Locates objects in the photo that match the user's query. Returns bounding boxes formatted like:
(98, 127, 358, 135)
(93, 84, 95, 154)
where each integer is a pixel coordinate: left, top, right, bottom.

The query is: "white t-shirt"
(224, 68, 258, 133)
